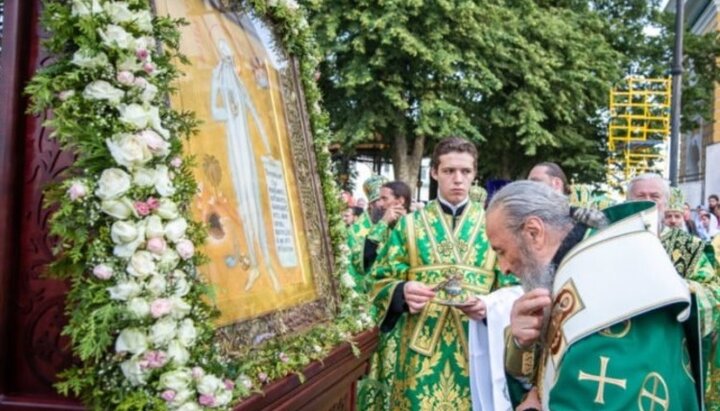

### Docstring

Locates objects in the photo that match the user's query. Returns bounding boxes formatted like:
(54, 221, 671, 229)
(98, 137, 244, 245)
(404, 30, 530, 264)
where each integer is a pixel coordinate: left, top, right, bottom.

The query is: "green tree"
(311, 0, 720, 185)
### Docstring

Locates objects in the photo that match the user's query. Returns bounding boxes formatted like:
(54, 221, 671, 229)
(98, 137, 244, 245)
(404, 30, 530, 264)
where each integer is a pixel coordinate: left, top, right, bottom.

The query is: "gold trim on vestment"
(409, 301, 449, 356)
(407, 213, 419, 269)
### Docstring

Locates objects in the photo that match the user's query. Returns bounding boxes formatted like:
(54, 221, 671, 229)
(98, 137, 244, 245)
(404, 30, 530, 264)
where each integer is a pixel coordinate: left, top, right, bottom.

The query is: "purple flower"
(224, 379, 235, 390)
(143, 350, 168, 369)
(136, 48, 149, 61)
(161, 390, 176, 402)
(198, 394, 215, 407)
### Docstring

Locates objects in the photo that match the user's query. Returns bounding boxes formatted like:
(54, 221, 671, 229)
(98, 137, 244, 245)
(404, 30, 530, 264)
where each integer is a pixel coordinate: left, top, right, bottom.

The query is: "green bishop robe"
(370, 200, 517, 411)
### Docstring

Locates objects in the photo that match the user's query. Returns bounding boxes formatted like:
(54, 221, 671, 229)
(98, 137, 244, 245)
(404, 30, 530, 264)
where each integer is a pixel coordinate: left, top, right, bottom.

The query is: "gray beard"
(516, 241, 557, 344)
(370, 206, 385, 224)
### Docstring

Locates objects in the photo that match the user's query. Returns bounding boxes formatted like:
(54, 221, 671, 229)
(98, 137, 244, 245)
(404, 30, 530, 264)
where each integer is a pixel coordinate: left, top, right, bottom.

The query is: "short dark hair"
(431, 137, 478, 170)
(710, 194, 719, 202)
(533, 162, 570, 195)
(382, 181, 412, 212)
(351, 206, 364, 217)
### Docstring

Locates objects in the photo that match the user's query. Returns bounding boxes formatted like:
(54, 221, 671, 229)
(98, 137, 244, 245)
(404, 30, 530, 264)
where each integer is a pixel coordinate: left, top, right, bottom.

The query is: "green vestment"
(370, 200, 516, 411)
(346, 211, 374, 293)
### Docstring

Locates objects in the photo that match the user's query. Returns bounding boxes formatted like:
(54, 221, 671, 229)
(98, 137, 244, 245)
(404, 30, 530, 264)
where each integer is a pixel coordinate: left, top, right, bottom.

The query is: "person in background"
(346, 174, 389, 293)
(342, 207, 358, 227)
(527, 162, 571, 195)
(709, 194, 719, 214)
(684, 202, 700, 237)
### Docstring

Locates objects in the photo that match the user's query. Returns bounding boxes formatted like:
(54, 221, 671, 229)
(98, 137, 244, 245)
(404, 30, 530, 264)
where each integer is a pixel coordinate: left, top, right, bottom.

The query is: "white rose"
(104, 2, 134, 23)
(126, 251, 157, 278)
(99, 24, 134, 50)
(197, 374, 223, 395)
(133, 167, 156, 188)
(215, 390, 233, 407)
(137, 129, 168, 155)
(177, 318, 197, 347)
(145, 215, 165, 238)
(111, 220, 139, 244)
(112, 225, 145, 258)
(172, 276, 190, 297)
(120, 358, 148, 386)
(176, 402, 202, 411)
(155, 199, 179, 219)
(115, 328, 148, 354)
(71, 48, 109, 68)
(167, 340, 190, 365)
(127, 297, 150, 318)
(101, 198, 135, 219)
(71, 0, 102, 16)
(140, 83, 159, 103)
(154, 165, 175, 197)
(148, 106, 170, 138)
(95, 168, 131, 200)
(150, 317, 177, 345)
(83, 80, 125, 106)
(107, 132, 153, 169)
(135, 10, 154, 32)
(283, 0, 300, 10)
(157, 249, 180, 273)
(145, 274, 167, 296)
(164, 218, 188, 243)
(170, 297, 191, 319)
(118, 103, 150, 129)
(117, 55, 143, 72)
(176, 240, 194, 260)
(160, 368, 192, 391)
(107, 280, 141, 301)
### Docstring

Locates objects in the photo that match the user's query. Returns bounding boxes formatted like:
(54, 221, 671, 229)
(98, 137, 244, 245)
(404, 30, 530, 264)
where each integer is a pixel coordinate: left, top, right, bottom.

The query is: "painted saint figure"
(210, 39, 280, 292)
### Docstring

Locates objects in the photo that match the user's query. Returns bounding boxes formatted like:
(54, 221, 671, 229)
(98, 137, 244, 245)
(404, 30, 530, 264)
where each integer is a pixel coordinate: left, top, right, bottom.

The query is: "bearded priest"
(489, 181, 701, 411)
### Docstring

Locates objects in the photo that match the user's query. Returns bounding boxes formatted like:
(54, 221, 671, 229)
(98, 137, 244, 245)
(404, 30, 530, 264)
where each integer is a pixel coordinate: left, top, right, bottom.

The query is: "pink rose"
(116, 70, 135, 86)
(224, 379, 235, 390)
(176, 239, 195, 260)
(199, 394, 215, 407)
(138, 130, 168, 154)
(136, 48, 149, 61)
(146, 197, 160, 210)
(134, 201, 151, 216)
(258, 372, 268, 383)
(133, 77, 148, 89)
(279, 352, 289, 363)
(170, 157, 182, 168)
(92, 264, 113, 280)
(143, 350, 168, 368)
(143, 62, 155, 75)
(192, 366, 205, 380)
(150, 298, 172, 318)
(161, 390, 176, 402)
(67, 181, 87, 201)
(146, 237, 167, 255)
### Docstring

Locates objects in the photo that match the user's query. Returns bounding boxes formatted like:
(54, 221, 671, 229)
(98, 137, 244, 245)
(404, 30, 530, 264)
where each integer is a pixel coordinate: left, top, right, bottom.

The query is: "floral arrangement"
(26, 0, 373, 410)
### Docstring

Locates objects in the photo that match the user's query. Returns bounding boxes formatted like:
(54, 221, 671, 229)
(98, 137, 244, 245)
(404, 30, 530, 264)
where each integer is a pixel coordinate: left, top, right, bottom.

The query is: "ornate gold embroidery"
(417, 361, 470, 411)
(599, 320, 632, 338)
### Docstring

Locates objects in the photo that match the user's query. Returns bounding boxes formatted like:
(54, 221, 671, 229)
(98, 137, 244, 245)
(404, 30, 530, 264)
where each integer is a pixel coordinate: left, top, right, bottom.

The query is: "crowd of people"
(338, 136, 720, 411)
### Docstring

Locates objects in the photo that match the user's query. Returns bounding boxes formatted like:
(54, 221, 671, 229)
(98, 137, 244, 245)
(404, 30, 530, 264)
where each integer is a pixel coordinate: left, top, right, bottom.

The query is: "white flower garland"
(62, 1, 233, 409)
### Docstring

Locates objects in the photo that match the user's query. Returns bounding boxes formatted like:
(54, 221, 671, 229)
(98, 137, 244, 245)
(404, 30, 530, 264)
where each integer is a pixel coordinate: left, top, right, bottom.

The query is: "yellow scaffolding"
(607, 76, 671, 188)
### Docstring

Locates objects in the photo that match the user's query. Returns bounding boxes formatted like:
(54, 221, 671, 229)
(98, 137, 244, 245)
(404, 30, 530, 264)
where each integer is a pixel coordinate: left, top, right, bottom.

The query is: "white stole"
(469, 285, 522, 411)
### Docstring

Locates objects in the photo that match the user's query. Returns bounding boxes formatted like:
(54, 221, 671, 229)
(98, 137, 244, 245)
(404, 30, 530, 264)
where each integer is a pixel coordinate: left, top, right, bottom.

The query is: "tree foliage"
(311, 0, 720, 184)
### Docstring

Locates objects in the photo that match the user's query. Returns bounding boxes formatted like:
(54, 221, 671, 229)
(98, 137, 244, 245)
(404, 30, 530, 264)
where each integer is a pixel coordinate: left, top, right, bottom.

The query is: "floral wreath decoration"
(25, 0, 374, 410)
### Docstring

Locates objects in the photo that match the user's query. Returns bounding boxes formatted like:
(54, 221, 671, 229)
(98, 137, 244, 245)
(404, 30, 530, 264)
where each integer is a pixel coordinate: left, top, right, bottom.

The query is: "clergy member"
(491, 181, 701, 410)
(370, 137, 519, 410)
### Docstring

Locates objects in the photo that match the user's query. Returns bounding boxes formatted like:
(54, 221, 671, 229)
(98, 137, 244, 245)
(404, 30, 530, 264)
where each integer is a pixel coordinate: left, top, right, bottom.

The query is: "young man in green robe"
(369, 137, 519, 411)
(491, 181, 702, 410)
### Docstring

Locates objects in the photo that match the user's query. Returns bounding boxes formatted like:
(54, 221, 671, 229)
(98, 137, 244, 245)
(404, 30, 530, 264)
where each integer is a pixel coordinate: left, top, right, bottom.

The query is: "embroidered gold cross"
(578, 356, 627, 405)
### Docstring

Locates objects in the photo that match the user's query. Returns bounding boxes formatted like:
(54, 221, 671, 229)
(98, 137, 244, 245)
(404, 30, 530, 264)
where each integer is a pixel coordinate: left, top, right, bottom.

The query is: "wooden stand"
(235, 328, 378, 411)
